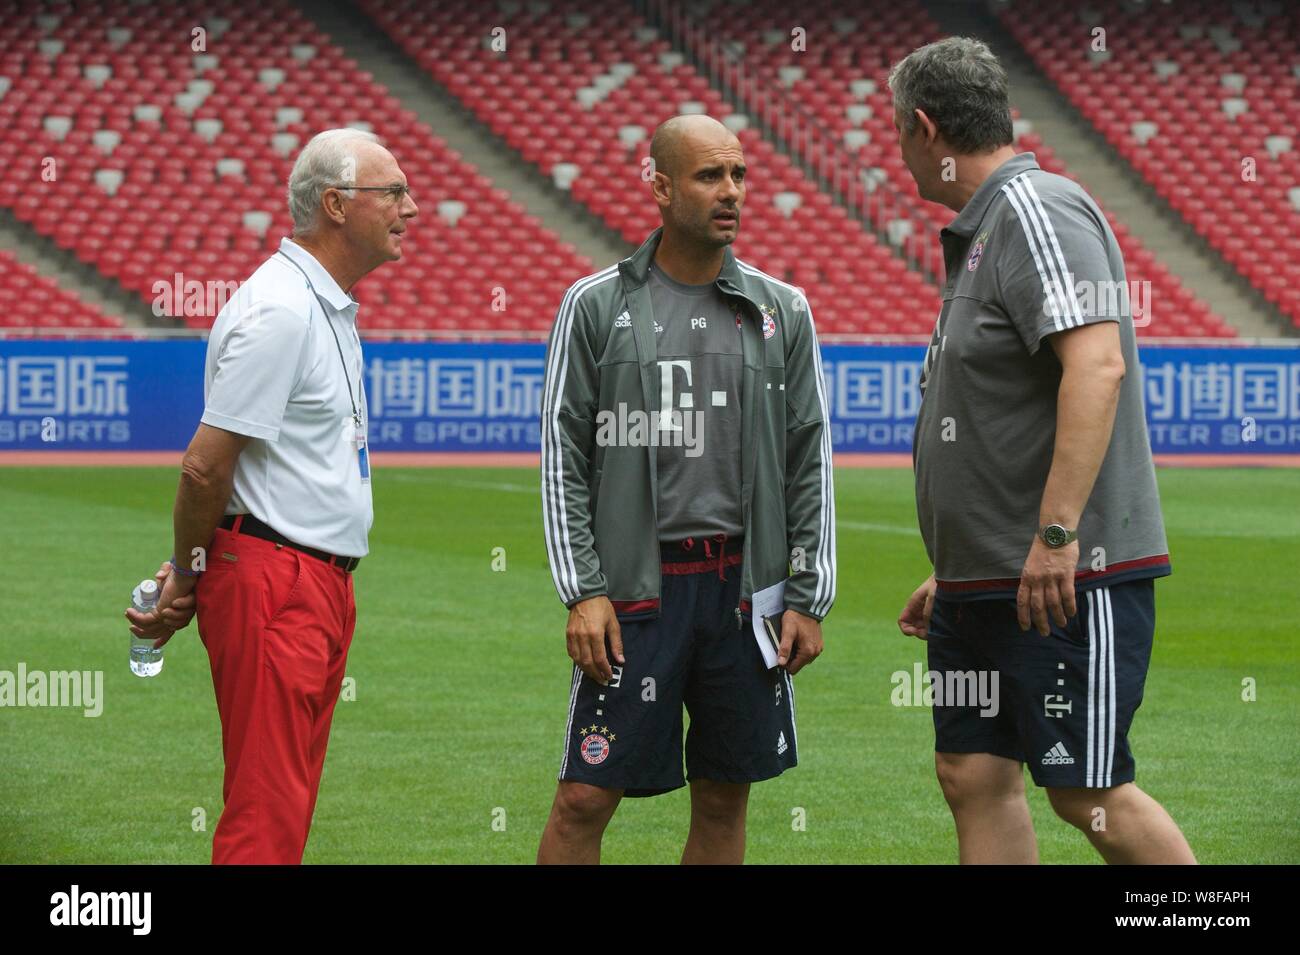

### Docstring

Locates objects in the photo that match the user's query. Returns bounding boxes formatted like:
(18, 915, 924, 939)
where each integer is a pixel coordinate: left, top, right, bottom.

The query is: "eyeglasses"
(326, 183, 414, 202)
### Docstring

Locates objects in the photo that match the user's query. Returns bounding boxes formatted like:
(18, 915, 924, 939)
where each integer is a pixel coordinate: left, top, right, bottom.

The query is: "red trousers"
(195, 525, 356, 864)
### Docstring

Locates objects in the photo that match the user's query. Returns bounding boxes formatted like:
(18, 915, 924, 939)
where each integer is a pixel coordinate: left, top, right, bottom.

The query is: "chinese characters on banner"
(0, 341, 1296, 453)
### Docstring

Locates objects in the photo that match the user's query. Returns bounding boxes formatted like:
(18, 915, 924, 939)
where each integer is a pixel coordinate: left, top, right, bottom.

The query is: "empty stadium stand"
(995, 0, 1300, 328)
(665, 0, 1236, 337)
(0, 0, 1276, 338)
(0, 0, 592, 333)
(360, 0, 944, 335)
(0, 247, 120, 329)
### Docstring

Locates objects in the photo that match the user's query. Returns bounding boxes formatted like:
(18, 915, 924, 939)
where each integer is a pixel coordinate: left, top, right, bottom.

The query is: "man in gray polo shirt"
(891, 38, 1194, 864)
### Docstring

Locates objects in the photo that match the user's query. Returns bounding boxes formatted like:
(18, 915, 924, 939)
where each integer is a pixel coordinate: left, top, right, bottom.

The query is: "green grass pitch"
(0, 465, 1296, 864)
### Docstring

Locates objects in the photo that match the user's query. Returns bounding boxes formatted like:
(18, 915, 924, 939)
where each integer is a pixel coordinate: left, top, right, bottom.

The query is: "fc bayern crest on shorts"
(577, 726, 613, 764)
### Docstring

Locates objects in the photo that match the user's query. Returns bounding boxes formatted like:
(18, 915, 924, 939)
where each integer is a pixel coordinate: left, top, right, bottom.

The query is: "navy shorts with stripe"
(926, 578, 1156, 788)
(558, 538, 797, 797)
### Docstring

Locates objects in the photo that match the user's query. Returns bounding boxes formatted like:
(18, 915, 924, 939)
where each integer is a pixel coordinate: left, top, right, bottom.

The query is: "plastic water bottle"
(130, 579, 164, 678)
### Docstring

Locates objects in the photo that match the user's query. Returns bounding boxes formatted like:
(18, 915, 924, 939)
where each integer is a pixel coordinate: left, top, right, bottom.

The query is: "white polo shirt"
(201, 237, 373, 557)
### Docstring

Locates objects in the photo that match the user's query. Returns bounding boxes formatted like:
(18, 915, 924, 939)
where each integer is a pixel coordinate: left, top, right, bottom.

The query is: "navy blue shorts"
(558, 538, 797, 797)
(927, 579, 1156, 788)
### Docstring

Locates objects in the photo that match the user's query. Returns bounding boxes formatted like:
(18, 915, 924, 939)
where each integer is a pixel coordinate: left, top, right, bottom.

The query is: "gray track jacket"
(540, 228, 836, 622)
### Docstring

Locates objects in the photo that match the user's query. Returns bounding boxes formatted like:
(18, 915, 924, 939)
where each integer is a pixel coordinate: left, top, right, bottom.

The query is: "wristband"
(169, 556, 202, 577)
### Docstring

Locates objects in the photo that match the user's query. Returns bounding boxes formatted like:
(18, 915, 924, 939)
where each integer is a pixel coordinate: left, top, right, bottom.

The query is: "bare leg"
(681, 779, 750, 865)
(935, 752, 1039, 864)
(537, 781, 623, 865)
(1046, 783, 1196, 864)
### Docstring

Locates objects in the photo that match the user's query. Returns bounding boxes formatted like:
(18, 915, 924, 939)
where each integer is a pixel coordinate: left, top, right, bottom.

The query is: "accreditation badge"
(355, 420, 370, 482)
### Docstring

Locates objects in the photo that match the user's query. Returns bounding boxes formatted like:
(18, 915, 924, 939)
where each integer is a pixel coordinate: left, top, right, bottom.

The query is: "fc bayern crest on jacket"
(759, 302, 778, 339)
(967, 229, 990, 272)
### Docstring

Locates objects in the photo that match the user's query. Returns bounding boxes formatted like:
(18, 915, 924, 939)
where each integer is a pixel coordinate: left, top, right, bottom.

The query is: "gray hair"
(287, 128, 381, 232)
(887, 37, 1013, 154)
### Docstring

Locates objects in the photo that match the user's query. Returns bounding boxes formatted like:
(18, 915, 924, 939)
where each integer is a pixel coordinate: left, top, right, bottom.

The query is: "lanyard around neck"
(276, 251, 361, 424)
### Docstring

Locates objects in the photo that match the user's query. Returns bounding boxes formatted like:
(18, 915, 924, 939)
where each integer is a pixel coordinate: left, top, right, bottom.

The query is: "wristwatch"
(1038, 524, 1078, 548)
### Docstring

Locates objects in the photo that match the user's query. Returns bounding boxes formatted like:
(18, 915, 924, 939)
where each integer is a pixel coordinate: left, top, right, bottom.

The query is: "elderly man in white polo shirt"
(125, 128, 417, 864)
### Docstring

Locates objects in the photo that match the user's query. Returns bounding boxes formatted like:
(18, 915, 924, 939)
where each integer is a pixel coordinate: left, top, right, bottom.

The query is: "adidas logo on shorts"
(777, 731, 788, 756)
(1041, 741, 1075, 766)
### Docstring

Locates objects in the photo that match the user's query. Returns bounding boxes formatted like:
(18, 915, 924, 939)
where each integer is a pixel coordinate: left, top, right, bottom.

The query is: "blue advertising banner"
(0, 339, 1297, 454)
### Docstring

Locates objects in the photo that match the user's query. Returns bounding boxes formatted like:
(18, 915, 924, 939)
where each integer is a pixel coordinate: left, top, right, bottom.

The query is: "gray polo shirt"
(913, 152, 1170, 599)
(648, 265, 745, 543)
